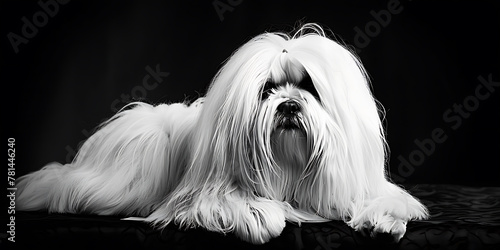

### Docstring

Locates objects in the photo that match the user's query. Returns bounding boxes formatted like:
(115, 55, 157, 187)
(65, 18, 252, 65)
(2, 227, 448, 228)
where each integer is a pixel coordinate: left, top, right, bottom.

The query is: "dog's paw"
(358, 215, 407, 242)
(235, 218, 286, 244)
(233, 202, 287, 244)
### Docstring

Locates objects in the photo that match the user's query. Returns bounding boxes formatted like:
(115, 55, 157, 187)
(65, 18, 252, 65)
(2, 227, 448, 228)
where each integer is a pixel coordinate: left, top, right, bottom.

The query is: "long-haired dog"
(17, 23, 427, 244)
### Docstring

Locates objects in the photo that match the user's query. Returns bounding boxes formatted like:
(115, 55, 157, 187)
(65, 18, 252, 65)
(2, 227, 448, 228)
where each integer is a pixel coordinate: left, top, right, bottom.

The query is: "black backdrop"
(2, 0, 499, 189)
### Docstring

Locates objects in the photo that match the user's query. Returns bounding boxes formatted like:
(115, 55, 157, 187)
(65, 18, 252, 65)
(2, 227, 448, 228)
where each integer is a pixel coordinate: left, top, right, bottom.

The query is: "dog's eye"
(261, 81, 275, 100)
(299, 74, 320, 100)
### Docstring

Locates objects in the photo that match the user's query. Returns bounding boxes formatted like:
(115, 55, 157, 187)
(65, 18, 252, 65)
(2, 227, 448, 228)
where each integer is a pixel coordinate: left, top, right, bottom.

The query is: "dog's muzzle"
(276, 100, 301, 129)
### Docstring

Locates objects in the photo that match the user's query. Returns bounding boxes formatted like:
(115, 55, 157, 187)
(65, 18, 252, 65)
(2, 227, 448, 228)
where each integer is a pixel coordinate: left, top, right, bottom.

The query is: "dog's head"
(191, 24, 387, 212)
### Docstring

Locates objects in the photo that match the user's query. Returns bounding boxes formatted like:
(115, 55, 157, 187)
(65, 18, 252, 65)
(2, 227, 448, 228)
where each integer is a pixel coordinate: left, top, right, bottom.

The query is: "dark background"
(2, 0, 499, 188)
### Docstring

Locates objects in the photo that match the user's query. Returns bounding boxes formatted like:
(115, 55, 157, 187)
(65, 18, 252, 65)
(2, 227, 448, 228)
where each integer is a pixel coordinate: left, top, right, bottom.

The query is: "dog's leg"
(228, 194, 288, 244)
(348, 183, 428, 241)
(147, 188, 290, 244)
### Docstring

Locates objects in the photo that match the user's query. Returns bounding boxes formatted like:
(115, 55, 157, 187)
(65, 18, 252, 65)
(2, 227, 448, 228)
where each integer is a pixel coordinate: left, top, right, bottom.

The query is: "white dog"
(17, 23, 428, 244)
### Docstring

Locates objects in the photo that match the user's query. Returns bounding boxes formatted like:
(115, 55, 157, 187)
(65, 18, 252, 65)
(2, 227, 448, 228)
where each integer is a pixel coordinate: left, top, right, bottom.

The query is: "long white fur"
(17, 101, 201, 215)
(17, 23, 428, 244)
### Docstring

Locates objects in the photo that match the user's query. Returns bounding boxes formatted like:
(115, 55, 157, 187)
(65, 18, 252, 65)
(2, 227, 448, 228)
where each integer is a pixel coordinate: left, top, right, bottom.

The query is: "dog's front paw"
(233, 202, 287, 244)
(358, 214, 407, 242)
(234, 218, 285, 244)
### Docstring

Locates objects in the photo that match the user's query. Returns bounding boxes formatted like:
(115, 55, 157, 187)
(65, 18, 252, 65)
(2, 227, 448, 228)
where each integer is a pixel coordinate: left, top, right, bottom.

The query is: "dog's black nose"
(277, 101, 300, 115)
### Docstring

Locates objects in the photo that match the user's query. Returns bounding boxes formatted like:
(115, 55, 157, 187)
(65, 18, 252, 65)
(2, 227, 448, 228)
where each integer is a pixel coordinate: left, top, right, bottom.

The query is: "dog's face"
(253, 71, 335, 201)
(262, 73, 320, 131)
(191, 28, 386, 210)
(258, 72, 327, 159)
